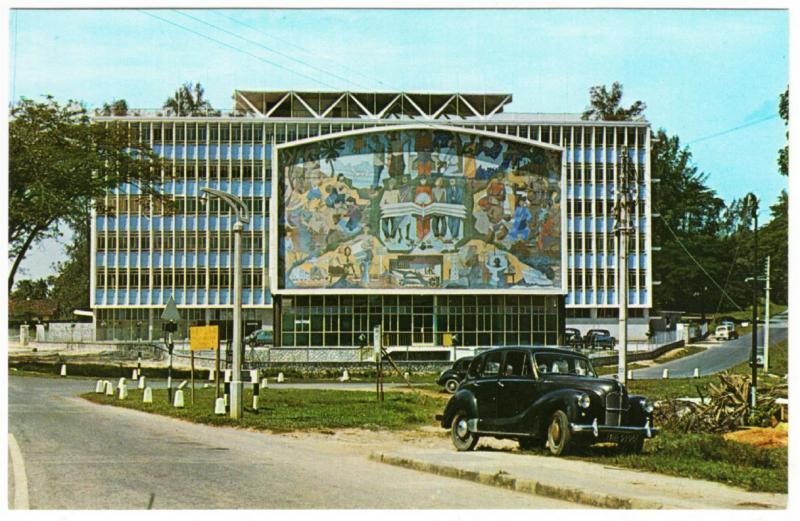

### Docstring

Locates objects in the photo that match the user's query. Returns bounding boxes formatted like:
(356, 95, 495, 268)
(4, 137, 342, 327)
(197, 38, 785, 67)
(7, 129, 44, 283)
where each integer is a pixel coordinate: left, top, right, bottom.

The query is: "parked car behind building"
(584, 329, 617, 350)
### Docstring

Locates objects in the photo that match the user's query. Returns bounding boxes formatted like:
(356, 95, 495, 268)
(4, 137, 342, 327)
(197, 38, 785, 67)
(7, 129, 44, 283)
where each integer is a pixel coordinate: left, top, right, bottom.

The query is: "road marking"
(8, 433, 30, 510)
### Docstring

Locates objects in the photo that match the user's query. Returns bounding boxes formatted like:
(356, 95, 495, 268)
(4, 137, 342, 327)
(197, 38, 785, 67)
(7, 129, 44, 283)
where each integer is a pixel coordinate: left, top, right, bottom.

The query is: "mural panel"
(276, 127, 563, 292)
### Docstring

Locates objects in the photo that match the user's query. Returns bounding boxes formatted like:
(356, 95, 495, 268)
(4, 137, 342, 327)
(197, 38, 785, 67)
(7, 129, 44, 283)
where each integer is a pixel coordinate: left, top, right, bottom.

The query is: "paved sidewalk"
(371, 448, 787, 509)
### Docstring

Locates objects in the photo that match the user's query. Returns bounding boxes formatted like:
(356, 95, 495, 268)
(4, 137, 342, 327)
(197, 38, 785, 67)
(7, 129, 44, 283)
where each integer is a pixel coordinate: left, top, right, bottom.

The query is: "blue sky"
(9, 8, 789, 281)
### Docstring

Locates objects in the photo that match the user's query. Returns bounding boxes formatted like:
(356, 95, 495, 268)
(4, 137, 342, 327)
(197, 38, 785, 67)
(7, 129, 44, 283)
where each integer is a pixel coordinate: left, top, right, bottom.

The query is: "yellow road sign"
(190, 325, 219, 351)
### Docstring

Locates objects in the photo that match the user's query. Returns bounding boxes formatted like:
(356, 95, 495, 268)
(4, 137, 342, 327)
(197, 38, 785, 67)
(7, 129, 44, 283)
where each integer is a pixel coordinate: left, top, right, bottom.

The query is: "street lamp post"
(748, 193, 759, 409)
(201, 188, 250, 420)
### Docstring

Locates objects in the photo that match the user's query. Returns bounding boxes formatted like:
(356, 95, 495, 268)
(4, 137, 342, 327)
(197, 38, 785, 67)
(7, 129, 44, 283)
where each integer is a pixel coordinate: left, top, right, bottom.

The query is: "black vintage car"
(584, 329, 616, 350)
(437, 356, 474, 394)
(437, 346, 657, 455)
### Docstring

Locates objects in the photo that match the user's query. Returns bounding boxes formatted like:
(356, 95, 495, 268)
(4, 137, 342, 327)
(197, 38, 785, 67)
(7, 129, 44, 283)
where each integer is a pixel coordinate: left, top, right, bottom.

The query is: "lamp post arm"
(200, 187, 250, 224)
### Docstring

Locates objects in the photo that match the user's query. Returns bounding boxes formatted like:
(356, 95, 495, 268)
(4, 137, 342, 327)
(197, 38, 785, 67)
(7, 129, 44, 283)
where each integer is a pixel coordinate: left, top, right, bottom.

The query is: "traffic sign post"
(190, 325, 220, 406)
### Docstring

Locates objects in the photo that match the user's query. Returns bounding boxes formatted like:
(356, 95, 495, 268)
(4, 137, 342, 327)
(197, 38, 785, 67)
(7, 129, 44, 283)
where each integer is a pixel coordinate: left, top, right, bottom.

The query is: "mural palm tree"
(163, 82, 216, 116)
(320, 138, 345, 177)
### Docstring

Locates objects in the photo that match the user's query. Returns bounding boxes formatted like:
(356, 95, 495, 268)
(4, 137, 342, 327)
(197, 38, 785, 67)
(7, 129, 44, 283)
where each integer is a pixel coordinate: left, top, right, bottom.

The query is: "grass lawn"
(83, 386, 448, 432)
(564, 431, 788, 493)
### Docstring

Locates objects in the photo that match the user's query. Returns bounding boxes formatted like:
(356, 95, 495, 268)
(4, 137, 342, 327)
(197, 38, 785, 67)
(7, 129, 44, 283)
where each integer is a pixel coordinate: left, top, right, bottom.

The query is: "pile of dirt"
(723, 426, 788, 449)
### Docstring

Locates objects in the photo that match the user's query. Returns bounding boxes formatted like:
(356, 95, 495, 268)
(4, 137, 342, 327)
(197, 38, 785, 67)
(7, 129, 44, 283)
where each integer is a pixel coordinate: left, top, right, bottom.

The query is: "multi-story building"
(92, 90, 652, 355)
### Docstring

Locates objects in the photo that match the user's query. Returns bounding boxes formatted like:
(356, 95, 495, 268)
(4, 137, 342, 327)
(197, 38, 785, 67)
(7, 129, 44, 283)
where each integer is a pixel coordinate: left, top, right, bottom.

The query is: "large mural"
(275, 127, 564, 292)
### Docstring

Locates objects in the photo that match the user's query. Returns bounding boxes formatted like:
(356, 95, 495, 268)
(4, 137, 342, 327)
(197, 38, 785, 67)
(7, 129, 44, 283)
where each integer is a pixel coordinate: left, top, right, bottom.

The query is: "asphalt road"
(631, 311, 789, 379)
(8, 375, 578, 509)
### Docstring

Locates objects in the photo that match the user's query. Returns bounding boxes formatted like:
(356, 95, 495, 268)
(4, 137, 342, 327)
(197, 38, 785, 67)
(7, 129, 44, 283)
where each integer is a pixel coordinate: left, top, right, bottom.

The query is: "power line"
(214, 11, 398, 91)
(138, 10, 339, 90)
(686, 113, 779, 145)
(173, 10, 371, 91)
(654, 202, 743, 310)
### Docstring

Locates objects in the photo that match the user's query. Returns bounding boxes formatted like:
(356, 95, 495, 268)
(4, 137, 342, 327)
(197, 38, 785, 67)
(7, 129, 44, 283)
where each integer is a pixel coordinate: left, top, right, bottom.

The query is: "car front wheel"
(444, 379, 460, 394)
(451, 411, 479, 451)
(546, 410, 572, 456)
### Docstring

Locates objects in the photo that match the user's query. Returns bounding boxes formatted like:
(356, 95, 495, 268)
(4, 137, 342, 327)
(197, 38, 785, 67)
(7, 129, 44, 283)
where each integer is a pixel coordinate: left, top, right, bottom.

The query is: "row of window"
(158, 161, 270, 180)
(95, 268, 265, 288)
(96, 196, 267, 216)
(96, 231, 266, 251)
(571, 269, 648, 287)
(118, 121, 648, 150)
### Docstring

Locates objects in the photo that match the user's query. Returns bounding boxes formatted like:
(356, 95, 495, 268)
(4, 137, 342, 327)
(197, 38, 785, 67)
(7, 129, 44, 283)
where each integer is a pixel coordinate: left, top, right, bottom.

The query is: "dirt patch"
(723, 426, 788, 448)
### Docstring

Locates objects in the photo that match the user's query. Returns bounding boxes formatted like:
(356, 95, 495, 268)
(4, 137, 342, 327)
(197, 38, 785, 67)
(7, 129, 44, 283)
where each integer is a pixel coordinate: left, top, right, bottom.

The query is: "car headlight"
(643, 399, 654, 414)
(577, 393, 591, 409)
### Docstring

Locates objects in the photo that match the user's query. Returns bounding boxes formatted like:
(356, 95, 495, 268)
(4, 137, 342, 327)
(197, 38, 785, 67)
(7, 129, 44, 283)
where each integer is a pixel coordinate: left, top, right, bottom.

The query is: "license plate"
(607, 432, 638, 444)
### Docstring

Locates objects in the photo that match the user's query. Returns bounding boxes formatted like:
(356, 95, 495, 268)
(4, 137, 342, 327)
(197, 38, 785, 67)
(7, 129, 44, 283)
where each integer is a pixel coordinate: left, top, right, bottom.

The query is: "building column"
(147, 308, 154, 341)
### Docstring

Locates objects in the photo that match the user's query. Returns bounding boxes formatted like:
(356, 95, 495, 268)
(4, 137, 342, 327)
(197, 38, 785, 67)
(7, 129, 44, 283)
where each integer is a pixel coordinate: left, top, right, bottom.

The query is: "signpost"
(161, 297, 181, 403)
(373, 325, 383, 402)
(190, 325, 219, 405)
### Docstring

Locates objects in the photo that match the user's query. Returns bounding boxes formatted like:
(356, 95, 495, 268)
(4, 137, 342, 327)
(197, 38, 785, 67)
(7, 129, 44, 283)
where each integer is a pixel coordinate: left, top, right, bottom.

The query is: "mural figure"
(278, 128, 562, 291)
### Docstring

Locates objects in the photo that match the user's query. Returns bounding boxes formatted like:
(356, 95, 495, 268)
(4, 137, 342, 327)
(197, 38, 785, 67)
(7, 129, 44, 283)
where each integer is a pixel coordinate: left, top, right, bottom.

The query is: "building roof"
(233, 90, 513, 119)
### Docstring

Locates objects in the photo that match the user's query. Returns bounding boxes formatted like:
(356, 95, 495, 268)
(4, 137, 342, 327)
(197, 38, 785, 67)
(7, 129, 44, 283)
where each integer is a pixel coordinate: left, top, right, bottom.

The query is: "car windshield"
(534, 353, 596, 377)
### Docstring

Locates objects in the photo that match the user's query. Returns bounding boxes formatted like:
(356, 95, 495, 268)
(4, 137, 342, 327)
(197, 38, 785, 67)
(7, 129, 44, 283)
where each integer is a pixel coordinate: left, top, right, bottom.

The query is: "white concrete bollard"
(173, 389, 185, 408)
(138, 376, 145, 389)
(95, 380, 105, 393)
(341, 369, 350, 382)
(214, 397, 226, 415)
(143, 387, 153, 403)
(627, 370, 634, 381)
(693, 367, 700, 378)
(105, 381, 115, 396)
(118, 384, 128, 400)
(277, 372, 285, 383)
(132, 368, 138, 380)
(118, 377, 126, 389)
(403, 371, 410, 381)
(208, 368, 216, 381)
(60, 364, 67, 377)
(261, 378, 269, 389)
(662, 368, 670, 379)
(250, 370, 259, 383)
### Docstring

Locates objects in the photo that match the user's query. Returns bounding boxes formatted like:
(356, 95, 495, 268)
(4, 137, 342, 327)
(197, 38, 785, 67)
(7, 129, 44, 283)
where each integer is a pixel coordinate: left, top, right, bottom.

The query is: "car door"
(495, 349, 539, 432)
(466, 350, 503, 430)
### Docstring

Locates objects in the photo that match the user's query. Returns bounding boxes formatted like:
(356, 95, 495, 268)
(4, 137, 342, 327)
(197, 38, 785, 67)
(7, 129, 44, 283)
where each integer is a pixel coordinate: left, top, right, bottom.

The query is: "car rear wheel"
(444, 378, 460, 394)
(546, 410, 572, 456)
(450, 411, 479, 451)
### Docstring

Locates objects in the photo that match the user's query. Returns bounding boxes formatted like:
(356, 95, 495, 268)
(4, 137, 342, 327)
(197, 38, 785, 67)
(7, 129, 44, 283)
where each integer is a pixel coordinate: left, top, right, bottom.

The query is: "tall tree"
(778, 86, 788, 176)
(97, 99, 129, 116)
(49, 222, 91, 318)
(11, 278, 51, 300)
(581, 82, 647, 121)
(162, 82, 216, 116)
(9, 96, 164, 290)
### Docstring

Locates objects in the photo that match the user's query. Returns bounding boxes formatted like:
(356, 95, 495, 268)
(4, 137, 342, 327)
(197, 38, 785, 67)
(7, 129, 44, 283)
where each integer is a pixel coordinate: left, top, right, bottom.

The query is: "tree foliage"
(11, 278, 52, 300)
(8, 96, 164, 290)
(162, 82, 217, 116)
(97, 99, 129, 116)
(778, 86, 788, 176)
(581, 82, 647, 121)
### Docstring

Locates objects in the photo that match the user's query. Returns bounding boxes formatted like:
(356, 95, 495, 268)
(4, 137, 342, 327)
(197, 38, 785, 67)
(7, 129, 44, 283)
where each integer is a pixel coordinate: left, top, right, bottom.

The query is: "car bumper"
(570, 418, 658, 440)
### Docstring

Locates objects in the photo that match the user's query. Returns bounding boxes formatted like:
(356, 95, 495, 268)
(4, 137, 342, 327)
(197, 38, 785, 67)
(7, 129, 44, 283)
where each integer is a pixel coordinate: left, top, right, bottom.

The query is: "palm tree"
(319, 138, 345, 177)
(581, 82, 646, 121)
(162, 82, 216, 116)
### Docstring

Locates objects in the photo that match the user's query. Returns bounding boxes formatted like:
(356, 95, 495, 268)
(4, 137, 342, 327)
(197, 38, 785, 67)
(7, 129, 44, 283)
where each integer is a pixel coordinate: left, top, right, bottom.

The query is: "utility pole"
(615, 146, 635, 385)
(764, 255, 771, 372)
(201, 188, 250, 420)
(749, 194, 759, 409)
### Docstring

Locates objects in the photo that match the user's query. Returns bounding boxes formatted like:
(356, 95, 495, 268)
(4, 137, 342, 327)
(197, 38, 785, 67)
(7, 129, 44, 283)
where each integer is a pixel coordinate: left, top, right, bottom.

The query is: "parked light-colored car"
(715, 325, 738, 341)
